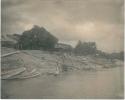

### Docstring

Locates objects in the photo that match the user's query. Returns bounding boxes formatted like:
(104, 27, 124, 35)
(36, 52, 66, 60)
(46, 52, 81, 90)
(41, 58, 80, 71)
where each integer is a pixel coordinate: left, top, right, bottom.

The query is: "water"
(2, 67, 124, 99)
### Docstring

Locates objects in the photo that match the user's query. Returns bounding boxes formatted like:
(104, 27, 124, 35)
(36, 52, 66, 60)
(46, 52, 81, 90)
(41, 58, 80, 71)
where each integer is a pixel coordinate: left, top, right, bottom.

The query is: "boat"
(2, 67, 26, 79)
(6, 68, 41, 79)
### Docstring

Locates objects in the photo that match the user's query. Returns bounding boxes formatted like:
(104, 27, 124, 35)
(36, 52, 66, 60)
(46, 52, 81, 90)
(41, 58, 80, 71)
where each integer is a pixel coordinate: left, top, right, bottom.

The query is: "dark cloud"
(1, 0, 124, 52)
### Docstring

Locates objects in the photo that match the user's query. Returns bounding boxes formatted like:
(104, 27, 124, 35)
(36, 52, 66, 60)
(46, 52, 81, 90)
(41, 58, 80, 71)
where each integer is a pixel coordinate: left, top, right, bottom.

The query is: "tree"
(17, 25, 58, 50)
(74, 41, 97, 55)
(109, 51, 124, 60)
(74, 40, 82, 54)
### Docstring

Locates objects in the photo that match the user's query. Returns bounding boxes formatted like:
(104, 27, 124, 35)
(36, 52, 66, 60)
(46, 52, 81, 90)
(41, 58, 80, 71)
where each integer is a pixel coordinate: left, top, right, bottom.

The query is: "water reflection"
(2, 67, 124, 99)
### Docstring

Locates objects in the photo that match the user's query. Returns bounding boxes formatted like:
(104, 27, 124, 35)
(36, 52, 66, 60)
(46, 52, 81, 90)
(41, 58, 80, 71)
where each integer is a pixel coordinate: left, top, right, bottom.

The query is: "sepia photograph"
(1, 0, 124, 99)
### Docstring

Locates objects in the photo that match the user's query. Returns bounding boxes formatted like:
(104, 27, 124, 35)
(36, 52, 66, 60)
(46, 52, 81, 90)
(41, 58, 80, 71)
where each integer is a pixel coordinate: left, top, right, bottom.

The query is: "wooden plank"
(2, 67, 26, 79)
(1, 51, 20, 57)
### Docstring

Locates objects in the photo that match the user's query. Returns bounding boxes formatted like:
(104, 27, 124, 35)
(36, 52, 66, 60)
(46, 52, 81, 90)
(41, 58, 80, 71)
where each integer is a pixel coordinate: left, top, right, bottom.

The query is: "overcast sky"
(2, 0, 124, 53)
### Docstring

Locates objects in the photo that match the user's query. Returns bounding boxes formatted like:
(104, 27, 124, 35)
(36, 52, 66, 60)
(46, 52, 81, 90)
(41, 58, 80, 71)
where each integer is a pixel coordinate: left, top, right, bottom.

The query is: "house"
(1, 34, 18, 48)
(54, 43, 72, 52)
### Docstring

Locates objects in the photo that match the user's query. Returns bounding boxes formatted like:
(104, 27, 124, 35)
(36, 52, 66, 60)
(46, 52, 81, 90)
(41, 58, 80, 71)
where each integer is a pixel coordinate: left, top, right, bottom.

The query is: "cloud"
(1, 0, 124, 53)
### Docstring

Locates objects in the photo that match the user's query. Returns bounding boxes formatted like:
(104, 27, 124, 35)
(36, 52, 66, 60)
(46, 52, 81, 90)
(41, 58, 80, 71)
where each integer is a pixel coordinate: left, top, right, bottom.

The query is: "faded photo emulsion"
(1, 0, 124, 99)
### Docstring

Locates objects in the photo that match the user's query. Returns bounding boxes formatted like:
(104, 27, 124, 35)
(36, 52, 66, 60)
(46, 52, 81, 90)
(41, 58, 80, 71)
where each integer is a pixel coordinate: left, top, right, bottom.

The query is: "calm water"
(2, 67, 124, 99)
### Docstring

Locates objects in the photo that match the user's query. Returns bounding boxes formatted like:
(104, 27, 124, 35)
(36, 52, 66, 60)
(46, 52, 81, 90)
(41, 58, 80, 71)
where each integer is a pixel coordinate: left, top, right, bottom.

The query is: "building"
(54, 43, 73, 52)
(1, 34, 18, 48)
